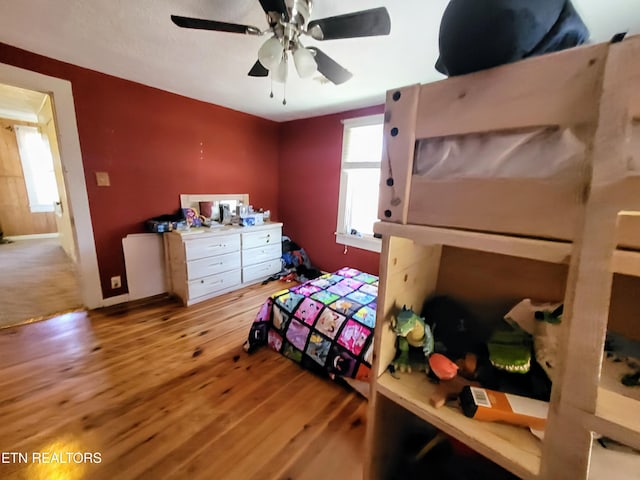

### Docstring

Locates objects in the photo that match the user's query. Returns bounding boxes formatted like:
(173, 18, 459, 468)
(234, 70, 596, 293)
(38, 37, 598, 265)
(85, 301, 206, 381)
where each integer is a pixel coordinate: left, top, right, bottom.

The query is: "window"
(14, 125, 59, 213)
(336, 114, 384, 253)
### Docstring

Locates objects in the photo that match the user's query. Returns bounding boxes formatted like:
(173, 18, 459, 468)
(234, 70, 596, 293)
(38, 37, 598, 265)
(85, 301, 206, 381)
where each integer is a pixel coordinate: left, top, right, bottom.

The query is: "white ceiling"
(0, 0, 638, 122)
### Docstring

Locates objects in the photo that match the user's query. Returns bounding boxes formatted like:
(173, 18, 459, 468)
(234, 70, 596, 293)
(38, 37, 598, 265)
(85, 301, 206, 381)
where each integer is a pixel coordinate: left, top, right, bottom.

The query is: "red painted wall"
(278, 105, 384, 276)
(0, 43, 280, 298)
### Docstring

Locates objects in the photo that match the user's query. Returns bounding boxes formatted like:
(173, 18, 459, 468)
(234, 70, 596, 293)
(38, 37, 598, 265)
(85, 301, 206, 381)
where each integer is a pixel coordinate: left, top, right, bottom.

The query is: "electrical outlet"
(111, 276, 121, 289)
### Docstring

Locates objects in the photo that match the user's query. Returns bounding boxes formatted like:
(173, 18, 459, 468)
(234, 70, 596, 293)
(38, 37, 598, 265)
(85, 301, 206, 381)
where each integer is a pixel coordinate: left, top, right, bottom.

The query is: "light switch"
(95, 171, 110, 187)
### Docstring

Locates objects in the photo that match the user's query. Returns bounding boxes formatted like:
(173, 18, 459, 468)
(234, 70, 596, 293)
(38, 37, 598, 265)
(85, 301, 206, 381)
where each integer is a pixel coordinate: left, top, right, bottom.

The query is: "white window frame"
(335, 113, 383, 253)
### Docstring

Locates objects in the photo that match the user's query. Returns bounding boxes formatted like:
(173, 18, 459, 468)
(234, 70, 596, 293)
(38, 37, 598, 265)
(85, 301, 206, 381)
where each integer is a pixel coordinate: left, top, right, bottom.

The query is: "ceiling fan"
(171, 0, 391, 89)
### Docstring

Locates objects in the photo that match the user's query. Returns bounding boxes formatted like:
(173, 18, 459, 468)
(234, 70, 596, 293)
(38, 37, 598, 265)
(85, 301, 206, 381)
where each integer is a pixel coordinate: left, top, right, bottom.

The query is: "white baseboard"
(101, 294, 130, 307)
(5, 233, 60, 240)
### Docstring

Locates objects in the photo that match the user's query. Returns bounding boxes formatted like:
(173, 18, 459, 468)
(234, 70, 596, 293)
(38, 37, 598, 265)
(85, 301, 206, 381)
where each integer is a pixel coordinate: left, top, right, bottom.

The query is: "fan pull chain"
(269, 79, 274, 99)
(282, 81, 287, 105)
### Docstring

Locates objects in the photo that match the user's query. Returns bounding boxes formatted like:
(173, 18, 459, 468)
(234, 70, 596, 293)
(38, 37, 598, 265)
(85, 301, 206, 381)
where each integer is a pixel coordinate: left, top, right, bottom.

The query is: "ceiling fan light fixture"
(307, 24, 324, 41)
(272, 53, 289, 84)
(258, 36, 284, 70)
(291, 0, 312, 25)
(171, 2, 392, 95)
(293, 46, 317, 78)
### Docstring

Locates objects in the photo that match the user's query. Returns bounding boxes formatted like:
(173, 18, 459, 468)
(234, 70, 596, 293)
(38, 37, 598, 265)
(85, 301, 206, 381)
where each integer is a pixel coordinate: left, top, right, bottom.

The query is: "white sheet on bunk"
(413, 127, 586, 182)
(413, 124, 640, 182)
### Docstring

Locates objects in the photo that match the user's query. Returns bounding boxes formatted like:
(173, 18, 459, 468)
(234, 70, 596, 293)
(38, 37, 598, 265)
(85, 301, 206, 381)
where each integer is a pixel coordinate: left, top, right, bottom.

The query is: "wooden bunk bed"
(365, 34, 640, 479)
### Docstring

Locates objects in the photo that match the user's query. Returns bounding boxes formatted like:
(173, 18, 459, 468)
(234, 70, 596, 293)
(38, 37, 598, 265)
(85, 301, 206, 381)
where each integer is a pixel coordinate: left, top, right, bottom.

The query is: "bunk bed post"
(365, 233, 442, 479)
(378, 85, 420, 225)
(541, 35, 640, 479)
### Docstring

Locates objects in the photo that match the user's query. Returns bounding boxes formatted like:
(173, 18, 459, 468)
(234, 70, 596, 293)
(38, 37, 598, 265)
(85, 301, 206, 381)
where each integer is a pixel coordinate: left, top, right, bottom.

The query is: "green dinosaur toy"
(392, 306, 434, 373)
(487, 327, 532, 374)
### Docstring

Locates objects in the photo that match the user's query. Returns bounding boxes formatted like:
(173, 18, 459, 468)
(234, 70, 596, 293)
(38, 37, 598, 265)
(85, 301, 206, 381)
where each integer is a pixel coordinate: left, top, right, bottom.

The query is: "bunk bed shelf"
(611, 249, 640, 277)
(377, 372, 541, 480)
(374, 222, 572, 265)
(589, 388, 640, 451)
(376, 221, 640, 276)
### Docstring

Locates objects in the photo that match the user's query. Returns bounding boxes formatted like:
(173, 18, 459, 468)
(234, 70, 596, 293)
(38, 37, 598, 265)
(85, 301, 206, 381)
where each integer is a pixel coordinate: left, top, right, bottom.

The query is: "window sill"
(336, 233, 382, 253)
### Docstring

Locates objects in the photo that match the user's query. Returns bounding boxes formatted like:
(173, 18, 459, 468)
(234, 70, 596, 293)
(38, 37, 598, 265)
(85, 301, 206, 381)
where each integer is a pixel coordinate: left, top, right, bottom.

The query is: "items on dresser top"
(218, 203, 231, 224)
(145, 211, 188, 233)
(199, 201, 213, 218)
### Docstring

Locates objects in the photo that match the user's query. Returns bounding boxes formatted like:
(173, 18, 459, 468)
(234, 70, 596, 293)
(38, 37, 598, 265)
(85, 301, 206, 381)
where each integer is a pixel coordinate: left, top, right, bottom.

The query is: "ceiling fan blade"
(171, 15, 261, 35)
(307, 47, 352, 85)
(258, 0, 289, 21)
(248, 60, 269, 77)
(307, 7, 391, 40)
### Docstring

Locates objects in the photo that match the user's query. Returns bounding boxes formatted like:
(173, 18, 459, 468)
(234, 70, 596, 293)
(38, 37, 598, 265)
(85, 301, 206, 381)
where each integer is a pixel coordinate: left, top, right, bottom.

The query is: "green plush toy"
(392, 306, 434, 374)
(487, 327, 532, 374)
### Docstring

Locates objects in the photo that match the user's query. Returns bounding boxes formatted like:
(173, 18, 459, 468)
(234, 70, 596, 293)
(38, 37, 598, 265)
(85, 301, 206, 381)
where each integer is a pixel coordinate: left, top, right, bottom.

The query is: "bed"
(244, 267, 377, 394)
(367, 35, 640, 480)
(377, 40, 640, 248)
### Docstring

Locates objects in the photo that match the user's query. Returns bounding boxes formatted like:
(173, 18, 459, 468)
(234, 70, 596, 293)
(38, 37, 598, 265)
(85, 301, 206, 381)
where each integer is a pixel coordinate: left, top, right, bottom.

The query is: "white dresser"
(165, 223, 282, 306)
(241, 227, 282, 284)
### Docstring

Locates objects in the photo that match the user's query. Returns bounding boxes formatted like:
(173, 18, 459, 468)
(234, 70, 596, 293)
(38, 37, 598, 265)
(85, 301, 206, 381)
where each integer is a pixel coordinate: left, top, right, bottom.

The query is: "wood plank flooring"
(0, 282, 367, 480)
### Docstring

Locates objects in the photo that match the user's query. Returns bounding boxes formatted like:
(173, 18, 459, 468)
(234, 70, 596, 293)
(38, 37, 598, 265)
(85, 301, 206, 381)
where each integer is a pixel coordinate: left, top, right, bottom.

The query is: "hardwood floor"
(0, 282, 367, 480)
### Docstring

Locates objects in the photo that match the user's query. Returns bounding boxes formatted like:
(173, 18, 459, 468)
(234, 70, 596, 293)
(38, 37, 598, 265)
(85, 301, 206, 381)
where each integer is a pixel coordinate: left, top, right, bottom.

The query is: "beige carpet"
(0, 237, 83, 329)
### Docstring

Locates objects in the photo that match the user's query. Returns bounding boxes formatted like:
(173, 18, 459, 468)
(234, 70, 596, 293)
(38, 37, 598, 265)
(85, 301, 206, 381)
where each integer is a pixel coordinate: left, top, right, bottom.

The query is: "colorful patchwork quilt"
(245, 267, 378, 381)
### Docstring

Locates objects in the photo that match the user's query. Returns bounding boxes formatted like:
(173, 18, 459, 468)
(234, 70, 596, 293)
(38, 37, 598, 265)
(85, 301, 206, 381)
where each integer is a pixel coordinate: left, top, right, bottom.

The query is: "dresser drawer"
(242, 243, 281, 266)
(185, 234, 240, 261)
(242, 227, 282, 250)
(186, 251, 241, 280)
(188, 269, 241, 299)
(243, 258, 282, 284)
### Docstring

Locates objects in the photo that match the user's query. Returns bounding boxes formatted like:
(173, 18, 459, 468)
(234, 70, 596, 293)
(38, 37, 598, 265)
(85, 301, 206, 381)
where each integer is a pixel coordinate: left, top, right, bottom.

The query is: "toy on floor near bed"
(244, 267, 378, 382)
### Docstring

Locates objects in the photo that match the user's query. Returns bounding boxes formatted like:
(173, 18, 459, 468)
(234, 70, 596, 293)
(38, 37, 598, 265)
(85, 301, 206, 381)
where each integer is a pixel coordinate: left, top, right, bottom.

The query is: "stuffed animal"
(504, 299, 563, 381)
(391, 306, 434, 374)
(487, 327, 532, 374)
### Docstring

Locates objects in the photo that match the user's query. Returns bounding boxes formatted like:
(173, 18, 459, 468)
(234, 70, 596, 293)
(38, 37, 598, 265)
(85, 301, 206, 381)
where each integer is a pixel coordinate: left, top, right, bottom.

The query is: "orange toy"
(460, 386, 548, 431)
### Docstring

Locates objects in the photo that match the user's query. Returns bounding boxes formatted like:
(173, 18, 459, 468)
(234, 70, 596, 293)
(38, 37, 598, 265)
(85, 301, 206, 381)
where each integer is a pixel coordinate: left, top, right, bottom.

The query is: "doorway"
(0, 63, 102, 327)
(0, 84, 83, 327)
